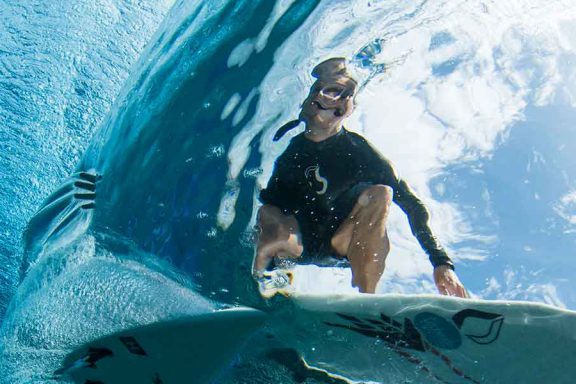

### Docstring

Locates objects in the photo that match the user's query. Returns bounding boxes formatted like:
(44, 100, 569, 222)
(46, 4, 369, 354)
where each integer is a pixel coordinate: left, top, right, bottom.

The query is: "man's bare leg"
(330, 185, 393, 293)
(253, 205, 303, 274)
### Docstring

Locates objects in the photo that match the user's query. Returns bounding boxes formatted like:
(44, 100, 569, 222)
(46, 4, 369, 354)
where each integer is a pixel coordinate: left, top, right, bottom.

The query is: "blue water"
(2, 0, 576, 382)
(0, 0, 175, 319)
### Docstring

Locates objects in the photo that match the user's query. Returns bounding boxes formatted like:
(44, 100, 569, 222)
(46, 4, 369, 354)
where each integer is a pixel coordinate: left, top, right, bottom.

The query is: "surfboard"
(271, 292, 576, 384)
(54, 307, 265, 384)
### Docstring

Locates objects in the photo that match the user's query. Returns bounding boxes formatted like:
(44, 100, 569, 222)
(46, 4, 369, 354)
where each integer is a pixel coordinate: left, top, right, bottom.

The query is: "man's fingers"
(437, 283, 449, 296)
(450, 282, 468, 298)
(434, 269, 469, 298)
(438, 281, 468, 298)
(451, 282, 462, 296)
(446, 285, 458, 297)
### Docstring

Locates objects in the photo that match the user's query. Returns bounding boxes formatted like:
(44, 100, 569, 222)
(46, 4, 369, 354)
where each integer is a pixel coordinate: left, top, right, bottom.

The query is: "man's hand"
(433, 265, 469, 298)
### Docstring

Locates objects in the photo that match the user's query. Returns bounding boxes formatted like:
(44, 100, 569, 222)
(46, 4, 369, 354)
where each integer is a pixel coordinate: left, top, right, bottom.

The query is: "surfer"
(253, 58, 468, 297)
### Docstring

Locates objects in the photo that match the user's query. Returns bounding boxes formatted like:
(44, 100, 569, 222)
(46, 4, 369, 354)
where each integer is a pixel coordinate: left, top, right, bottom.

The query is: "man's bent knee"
(257, 204, 283, 223)
(258, 205, 299, 230)
(330, 185, 392, 255)
(357, 184, 393, 208)
(331, 231, 349, 256)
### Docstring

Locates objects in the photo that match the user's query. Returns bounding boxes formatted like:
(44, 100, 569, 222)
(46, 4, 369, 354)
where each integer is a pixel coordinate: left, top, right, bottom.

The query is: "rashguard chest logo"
(305, 165, 328, 195)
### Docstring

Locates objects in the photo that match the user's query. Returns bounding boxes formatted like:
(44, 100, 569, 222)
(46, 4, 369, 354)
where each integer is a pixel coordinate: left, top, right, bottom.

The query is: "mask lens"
(319, 85, 347, 101)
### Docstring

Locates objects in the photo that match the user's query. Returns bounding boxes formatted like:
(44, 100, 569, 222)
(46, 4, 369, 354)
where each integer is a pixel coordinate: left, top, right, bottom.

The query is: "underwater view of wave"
(1, 0, 576, 383)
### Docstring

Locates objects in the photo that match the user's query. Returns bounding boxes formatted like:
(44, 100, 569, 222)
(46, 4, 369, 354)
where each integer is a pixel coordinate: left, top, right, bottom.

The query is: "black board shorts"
(294, 182, 373, 265)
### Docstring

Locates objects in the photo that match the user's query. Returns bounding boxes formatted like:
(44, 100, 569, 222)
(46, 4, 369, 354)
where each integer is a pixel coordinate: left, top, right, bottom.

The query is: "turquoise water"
(1, 0, 576, 382)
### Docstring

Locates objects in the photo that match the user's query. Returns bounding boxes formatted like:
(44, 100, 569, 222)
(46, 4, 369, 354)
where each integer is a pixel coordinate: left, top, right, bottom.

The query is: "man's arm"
(355, 135, 453, 268)
(393, 180, 468, 297)
(392, 180, 453, 269)
(355, 135, 468, 297)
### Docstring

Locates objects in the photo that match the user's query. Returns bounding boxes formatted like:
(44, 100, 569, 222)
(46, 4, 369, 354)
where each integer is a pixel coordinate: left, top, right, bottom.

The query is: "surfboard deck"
(270, 291, 576, 384)
(54, 307, 265, 384)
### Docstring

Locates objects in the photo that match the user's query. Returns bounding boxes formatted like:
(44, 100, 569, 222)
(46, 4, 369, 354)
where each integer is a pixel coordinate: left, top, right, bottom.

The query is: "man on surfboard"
(253, 58, 467, 297)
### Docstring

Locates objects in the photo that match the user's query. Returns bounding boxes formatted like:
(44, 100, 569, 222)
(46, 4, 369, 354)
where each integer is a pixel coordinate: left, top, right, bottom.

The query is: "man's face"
(299, 76, 356, 127)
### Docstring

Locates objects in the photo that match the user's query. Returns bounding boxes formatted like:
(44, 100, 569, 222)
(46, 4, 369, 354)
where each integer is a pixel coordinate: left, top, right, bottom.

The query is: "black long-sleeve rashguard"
(260, 128, 453, 269)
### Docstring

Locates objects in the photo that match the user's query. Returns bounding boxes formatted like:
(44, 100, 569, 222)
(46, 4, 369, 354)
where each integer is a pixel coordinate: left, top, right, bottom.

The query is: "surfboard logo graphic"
(452, 308, 504, 345)
(325, 313, 478, 384)
(304, 165, 328, 195)
(326, 313, 426, 351)
(324, 308, 505, 384)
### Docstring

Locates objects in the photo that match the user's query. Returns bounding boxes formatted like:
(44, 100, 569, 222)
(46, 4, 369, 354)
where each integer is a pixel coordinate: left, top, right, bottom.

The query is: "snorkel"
(273, 58, 358, 141)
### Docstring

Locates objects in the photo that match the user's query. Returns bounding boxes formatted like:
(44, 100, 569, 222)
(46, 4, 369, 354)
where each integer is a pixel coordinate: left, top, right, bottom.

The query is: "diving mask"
(315, 83, 354, 107)
(272, 57, 358, 141)
(310, 80, 356, 110)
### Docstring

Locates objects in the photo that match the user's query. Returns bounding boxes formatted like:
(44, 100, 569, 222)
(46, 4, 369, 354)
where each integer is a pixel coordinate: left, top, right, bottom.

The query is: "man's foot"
(256, 269, 294, 298)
